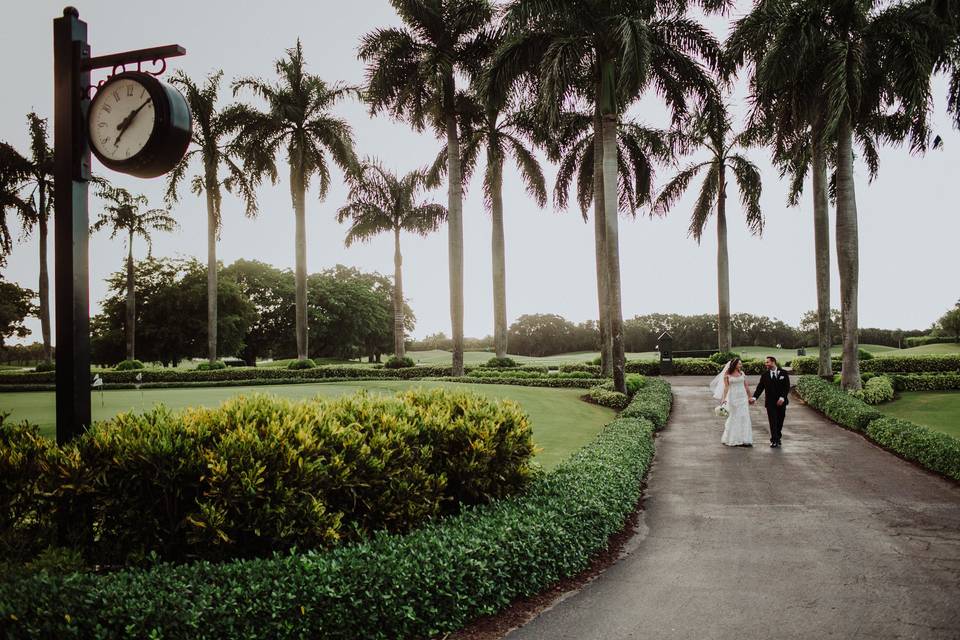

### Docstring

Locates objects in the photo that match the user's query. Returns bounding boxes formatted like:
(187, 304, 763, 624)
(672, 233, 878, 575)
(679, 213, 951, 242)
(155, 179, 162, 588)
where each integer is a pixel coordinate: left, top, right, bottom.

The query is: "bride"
(710, 358, 754, 447)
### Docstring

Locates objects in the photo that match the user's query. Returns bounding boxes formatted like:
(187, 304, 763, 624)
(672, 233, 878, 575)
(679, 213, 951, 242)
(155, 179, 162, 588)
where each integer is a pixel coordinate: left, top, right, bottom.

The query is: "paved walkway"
(509, 376, 960, 640)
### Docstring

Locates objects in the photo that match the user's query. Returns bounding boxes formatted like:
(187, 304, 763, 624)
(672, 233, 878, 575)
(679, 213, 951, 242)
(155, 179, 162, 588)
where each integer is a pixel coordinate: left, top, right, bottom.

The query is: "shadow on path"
(508, 376, 960, 640)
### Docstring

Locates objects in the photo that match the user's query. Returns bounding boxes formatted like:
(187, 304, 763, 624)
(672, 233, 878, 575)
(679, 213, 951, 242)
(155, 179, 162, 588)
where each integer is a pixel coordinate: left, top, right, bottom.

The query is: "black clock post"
(52, 7, 186, 444)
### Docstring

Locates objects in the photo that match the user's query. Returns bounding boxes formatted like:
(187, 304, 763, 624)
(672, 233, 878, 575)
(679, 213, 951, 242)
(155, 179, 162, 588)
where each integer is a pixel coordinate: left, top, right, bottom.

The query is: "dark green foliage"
(848, 375, 894, 405)
(384, 355, 415, 369)
(585, 387, 630, 411)
(287, 358, 317, 370)
(0, 278, 35, 349)
(114, 359, 145, 371)
(437, 376, 602, 389)
(904, 336, 958, 348)
(0, 391, 534, 566)
(795, 376, 882, 432)
(33, 361, 54, 373)
(0, 394, 664, 640)
(867, 417, 960, 482)
(888, 373, 960, 392)
(484, 357, 518, 368)
(620, 378, 673, 430)
(559, 363, 602, 375)
(709, 351, 741, 365)
(793, 354, 960, 375)
(196, 360, 227, 371)
(467, 370, 594, 381)
(858, 348, 874, 361)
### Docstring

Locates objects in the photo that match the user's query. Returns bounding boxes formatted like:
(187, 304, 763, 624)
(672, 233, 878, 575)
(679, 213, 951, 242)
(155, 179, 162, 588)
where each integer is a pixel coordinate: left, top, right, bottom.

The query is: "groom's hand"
(749, 398, 756, 405)
(777, 398, 785, 406)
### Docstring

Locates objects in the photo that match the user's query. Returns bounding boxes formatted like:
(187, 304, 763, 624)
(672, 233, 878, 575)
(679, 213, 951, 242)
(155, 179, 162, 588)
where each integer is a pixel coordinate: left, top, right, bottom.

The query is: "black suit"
(753, 368, 790, 444)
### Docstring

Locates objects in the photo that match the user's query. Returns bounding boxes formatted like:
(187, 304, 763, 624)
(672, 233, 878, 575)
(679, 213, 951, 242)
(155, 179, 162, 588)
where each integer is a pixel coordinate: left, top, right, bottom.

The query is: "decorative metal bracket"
(83, 44, 185, 96)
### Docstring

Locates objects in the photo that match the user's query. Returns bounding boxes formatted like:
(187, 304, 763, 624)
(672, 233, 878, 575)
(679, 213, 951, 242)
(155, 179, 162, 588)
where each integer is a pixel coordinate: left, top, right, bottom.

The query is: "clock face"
(88, 77, 157, 162)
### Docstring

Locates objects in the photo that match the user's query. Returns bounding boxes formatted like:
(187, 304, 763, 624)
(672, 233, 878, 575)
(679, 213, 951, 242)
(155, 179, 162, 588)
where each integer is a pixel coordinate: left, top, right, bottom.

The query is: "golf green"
(0, 381, 615, 470)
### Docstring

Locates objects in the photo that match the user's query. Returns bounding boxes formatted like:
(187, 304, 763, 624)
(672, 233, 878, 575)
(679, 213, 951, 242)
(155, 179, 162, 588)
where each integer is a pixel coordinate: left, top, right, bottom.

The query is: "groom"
(750, 356, 790, 448)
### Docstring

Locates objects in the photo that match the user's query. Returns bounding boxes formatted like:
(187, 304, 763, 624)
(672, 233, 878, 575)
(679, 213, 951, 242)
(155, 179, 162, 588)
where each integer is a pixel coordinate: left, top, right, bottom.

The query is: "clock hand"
(114, 99, 152, 147)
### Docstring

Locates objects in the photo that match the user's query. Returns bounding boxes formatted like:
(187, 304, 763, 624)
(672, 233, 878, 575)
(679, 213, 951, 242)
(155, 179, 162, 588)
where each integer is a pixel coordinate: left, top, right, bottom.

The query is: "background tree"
(222, 259, 296, 364)
(360, 0, 494, 376)
(337, 161, 446, 358)
(92, 186, 177, 361)
(799, 308, 842, 347)
(0, 277, 35, 348)
(0, 113, 53, 362)
(233, 40, 358, 362)
(938, 305, 960, 342)
(166, 70, 259, 364)
(653, 104, 763, 353)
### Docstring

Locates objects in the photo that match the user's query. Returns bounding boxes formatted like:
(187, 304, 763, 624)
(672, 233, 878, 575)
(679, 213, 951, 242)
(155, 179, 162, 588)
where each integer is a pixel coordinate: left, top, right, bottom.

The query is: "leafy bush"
(559, 363, 602, 375)
(0, 416, 57, 558)
(620, 378, 673, 429)
(887, 373, 960, 392)
(196, 360, 227, 371)
(33, 361, 54, 373)
(286, 358, 317, 370)
(795, 376, 883, 432)
(384, 355, 415, 369)
(114, 359, 145, 371)
(848, 375, 894, 405)
(484, 356, 517, 368)
(858, 348, 874, 360)
(709, 351, 740, 365)
(585, 387, 630, 410)
(467, 369, 594, 381)
(0, 394, 665, 640)
(794, 354, 960, 375)
(867, 417, 960, 481)
(589, 356, 602, 365)
(624, 359, 660, 375)
(0, 390, 534, 565)
(904, 335, 957, 348)
(437, 376, 602, 389)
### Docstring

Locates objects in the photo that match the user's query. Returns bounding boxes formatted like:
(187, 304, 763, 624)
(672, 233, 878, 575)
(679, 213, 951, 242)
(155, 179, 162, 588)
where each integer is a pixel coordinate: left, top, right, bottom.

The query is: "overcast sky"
(1, 0, 957, 346)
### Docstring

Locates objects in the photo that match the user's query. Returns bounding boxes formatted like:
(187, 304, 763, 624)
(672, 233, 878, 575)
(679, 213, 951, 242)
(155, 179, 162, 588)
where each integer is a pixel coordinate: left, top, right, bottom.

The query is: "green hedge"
(867, 417, 960, 481)
(887, 373, 960, 392)
(904, 336, 958, 348)
(793, 354, 960, 375)
(794, 376, 883, 432)
(435, 376, 603, 389)
(114, 359, 145, 371)
(558, 363, 602, 375)
(384, 356, 415, 369)
(619, 378, 673, 429)
(0, 390, 666, 640)
(466, 369, 595, 381)
(0, 390, 534, 566)
(584, 387, 629, 410)
(287, 358, 317, 370)
(848, 375, 895, 405)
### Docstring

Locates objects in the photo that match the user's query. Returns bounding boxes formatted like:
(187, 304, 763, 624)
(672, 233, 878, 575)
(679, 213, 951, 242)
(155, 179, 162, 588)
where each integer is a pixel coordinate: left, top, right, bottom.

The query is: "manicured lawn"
(877, 391, 960, 439)
(891, 342, 960, 356)
(0, 381, 613, 470)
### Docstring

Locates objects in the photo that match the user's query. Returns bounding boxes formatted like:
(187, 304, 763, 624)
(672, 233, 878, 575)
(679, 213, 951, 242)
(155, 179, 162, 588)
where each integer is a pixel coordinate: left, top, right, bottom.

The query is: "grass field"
(892, 343, 960, 356)
(0, 381, 614, 470)
(878, 391, 960, 439)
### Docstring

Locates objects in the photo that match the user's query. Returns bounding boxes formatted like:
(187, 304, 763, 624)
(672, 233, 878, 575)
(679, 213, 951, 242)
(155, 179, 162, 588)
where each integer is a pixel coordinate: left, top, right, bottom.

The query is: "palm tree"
(428, 93, 547, 359)
(0, 113, 54, 363)
(359, 0, 494, 376)
(92, 186, 177, 361)
(336, 161, 447, 358)
(653, 104, 763, 354)
(232, 41, 358, 361)
(166, 70, 259, 364)
(490, 0, 723, 391)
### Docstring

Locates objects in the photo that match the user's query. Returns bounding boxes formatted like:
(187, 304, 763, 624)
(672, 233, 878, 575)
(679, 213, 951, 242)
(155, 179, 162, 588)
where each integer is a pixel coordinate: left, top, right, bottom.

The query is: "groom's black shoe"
(770, 442, 780, 448)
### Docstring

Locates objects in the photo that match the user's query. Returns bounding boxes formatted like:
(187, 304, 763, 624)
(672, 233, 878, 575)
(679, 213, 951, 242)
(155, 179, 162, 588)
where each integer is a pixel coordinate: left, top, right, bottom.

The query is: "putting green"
(0, 381, 614, 470)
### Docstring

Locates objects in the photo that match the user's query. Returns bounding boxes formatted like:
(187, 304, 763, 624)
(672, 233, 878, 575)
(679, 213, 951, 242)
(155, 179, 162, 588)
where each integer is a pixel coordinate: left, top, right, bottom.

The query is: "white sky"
(1, 0, 956, 345)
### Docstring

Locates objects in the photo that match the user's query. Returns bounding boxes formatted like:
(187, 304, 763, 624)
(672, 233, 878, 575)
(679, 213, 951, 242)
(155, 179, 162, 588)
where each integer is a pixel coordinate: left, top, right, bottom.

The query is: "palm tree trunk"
(593, 107, 612, 376)
(37, 211, 52, 364)
(125, 231, 136, 360)
(490, 158, 508, 359)
(393, 228, 405, 358)
(445, 108, 465, 376)
(716, 163, 732, 353)
(205, 178, 218, 363)
(292, 163, 309, 361)
(812, 135, 833, 378)
(835, 116, 861, 390)
(601, 113, 626, 393)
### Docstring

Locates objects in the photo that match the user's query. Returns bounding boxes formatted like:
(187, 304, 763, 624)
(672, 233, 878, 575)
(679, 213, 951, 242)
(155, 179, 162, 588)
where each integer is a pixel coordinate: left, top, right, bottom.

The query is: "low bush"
(0, 394, 665, 640)
(888, 373, 960, 392)
(287, 358, 317, 370)
(709, 351, 740, 365)
(585, 387, 630, 410)
(467, 369, 594, 381)
(861, 354, 960, 374)
(33, 362, 54, 373)
(384, 355, 416, 369)
(483, 356, 517, 368)
(436, 376, 602, 389)
(0, 390, 534, 566)
(848, 375, 895, 405)
(867, 417, 960, 482)
(620, 378, 673, 429)
(904, 335, 958, 348)
(114, 359, 145, 371)
(795, 376, 883, 432)
(858, 348, 874, 361)
(558, 363, 602, 375)
(624, 359, 660, 375)
(196, 360, 227, 371)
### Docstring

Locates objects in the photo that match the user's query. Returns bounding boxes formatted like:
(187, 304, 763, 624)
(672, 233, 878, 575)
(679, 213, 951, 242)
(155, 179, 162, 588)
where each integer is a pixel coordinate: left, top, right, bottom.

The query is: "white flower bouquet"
(714, 404, 729, 418)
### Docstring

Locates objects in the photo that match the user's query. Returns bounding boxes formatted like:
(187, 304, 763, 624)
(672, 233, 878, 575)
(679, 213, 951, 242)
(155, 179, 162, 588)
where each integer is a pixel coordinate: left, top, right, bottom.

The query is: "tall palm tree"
(232, 41, 358, 361)
(0, 113, 54, 363)
(337, 161, 447, 358)
(92, 187, 177, 361)
(360, 0, 494, 376)
(428, 92, 547, 359)
(166, 70, 259, 364)
(653, 104, 763, 353)
(490, 0, 723, 391)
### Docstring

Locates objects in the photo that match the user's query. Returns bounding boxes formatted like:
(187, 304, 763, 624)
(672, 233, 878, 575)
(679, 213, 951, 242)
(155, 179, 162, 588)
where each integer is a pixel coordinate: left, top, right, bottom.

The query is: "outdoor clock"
(87, 71, 191, 178)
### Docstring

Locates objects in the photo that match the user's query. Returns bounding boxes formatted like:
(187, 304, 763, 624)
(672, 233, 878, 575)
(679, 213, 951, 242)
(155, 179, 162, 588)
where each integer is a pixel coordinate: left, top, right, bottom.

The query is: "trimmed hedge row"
(624, 358, 767, 376)
(848, 375, 895, 405)
(793, 354, 960, 375)
(620, 378, 673, 430)
(888, 373, 960, 392)
(904, 336, 958, 348)
(0, 388, 668, 640)
(795, 376, 960, 482)
(435, 376, 603, 389)
(584, 387, 629, 410)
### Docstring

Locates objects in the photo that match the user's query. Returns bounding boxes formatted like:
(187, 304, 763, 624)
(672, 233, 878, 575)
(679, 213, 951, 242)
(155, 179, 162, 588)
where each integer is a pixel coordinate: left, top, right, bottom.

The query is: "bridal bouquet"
(714, 404, 729, 418)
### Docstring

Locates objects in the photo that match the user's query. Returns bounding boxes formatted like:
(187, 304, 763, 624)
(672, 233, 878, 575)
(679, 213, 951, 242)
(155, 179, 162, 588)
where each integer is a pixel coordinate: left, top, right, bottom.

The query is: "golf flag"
(92, 374, 103, 388)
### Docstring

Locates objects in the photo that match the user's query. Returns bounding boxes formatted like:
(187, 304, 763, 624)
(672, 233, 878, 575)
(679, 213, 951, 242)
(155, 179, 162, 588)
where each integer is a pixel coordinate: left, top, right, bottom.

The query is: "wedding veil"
(709, 361, 733, 401)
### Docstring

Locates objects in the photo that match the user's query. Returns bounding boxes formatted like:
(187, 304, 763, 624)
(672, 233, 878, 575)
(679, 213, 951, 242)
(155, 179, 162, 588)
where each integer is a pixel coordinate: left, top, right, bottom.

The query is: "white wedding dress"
(720, 374, 753, 446)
